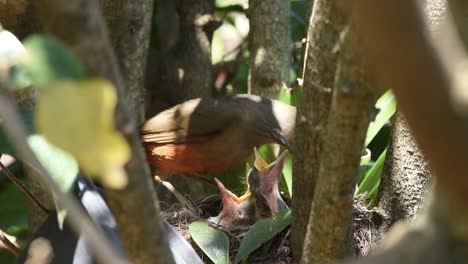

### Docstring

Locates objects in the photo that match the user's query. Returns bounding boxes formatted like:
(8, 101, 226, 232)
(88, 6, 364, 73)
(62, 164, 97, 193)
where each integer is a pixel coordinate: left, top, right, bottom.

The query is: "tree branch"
(291, 0, 346, 258)
(0, 229, 20, 257)
(247, 0, 291, 98)
(0, 158, 49, 214)
(100, 0, 154, 124)
(301, 29, 378, 263)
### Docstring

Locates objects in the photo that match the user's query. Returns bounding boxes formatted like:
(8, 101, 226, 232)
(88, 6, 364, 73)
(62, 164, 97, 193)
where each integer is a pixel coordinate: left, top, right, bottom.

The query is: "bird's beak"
(209, 178, 254, 226)
(252, 150, 289, 215)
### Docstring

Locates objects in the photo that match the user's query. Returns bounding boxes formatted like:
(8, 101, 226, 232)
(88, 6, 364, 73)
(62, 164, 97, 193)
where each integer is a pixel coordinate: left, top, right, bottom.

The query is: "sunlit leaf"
(277, 83, 301, 107)
(0, 30, 26, 70)
(360, 148, 371, 165)
(28, 135, 78, 192)
(234, 209, 291, 263)
(189, 221, 229, 264)
(365, 90, 396, 147)
(28, 134, 79, 227)
(282, 153, 293, 196)
(212, 30, 225, 65)
(357, 148, 387, 200)
(20, 35, 84, 87)
(36, 79, 130, 189)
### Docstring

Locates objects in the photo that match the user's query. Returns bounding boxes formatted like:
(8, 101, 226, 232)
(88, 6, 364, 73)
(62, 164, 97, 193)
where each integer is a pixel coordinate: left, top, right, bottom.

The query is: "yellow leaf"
(35, 79, 130, 189)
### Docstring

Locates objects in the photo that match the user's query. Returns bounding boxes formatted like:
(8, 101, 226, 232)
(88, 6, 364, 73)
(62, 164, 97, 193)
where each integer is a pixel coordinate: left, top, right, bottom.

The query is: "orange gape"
(141, 94, 296, 179)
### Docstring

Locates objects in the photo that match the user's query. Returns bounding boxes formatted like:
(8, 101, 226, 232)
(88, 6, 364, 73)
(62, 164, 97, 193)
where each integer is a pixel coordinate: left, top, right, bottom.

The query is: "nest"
(161, 194, 374, 263)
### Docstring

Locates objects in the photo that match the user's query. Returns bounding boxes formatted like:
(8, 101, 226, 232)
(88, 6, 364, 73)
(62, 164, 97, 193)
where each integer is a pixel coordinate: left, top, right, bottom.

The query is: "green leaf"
(207, 163, 246, 195)
(282, 153, 293, 196)
(28, 134, 78, 192)
(189, 221, 229, 264)
(0, 183, 28, 230)
(0, 109, 34, 156)
(234, 209, 291, 263)
(357, 148, 387, 200)
(28, 134, 79, 227)
(277, 84, 301, 107)
(357, 162, 374, 186)
(365, 90, 396, 147)
(212, 30, 225, 65)
(0, 182, 27, 264)
(20, 35, 85, 87)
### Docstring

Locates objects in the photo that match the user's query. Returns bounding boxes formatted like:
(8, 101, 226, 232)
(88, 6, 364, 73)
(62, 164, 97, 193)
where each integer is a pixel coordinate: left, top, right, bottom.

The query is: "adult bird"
(141, 94, 296, 179)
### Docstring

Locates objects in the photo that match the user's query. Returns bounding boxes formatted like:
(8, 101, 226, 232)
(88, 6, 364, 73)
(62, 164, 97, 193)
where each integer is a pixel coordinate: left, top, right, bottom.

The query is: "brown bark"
(5, 0, 43, 40)
(291, 1, 345, 258)
(247, 0, 291, 98)
(302, 29, 378, 263)
(100, 0, 154, 124)
(371, 114, 431, 245)
(35, 1, 174, 263)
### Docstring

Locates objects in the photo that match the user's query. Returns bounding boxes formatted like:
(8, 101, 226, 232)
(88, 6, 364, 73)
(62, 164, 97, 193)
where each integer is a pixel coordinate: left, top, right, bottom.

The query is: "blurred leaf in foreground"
(36, 79, 130, 189)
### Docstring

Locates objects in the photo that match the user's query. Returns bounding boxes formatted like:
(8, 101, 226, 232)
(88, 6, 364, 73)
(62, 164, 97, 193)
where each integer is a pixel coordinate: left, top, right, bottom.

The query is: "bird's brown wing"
(141, 97, 243, 144)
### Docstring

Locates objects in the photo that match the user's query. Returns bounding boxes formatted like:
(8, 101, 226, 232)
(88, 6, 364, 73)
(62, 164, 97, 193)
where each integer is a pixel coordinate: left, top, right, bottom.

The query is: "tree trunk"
(100, 0, 154, 124)
(291, 0, 345, 258)
(35, 1, 174, 263)
(302, 29, 378, 263)
(371, 114, 431, 245)
(247, 0, 291, 98)
(145, 0, 216, 116)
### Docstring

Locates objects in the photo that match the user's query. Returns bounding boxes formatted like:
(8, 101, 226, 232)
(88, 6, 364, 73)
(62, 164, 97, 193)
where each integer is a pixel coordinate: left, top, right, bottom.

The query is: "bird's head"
(247, 148, 289, 217)
(208, 178, 256, 227)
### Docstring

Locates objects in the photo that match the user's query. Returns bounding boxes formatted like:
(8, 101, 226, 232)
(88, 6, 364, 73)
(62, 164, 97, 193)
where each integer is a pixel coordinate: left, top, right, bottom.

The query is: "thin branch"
(0, 95, 128, 264)
(0, 158, 49, 214)
(248, 0, 291, 98)
(0, 229, 20, 256)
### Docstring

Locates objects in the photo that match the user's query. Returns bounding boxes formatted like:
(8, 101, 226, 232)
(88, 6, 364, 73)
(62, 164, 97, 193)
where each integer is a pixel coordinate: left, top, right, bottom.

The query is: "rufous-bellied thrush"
(141, 94, 296, 179)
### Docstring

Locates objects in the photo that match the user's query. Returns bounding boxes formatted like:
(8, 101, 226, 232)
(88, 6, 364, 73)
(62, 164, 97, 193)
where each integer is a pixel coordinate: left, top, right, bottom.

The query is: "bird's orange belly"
(145, 142, 247, 178)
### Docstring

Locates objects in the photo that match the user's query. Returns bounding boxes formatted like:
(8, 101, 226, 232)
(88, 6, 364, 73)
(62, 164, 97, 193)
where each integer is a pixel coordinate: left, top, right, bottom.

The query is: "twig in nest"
(0, 156, 50, 214)
(0, 229, 20, 256)
(276, 229, 291, 258)
(155, 176, 200, 216)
